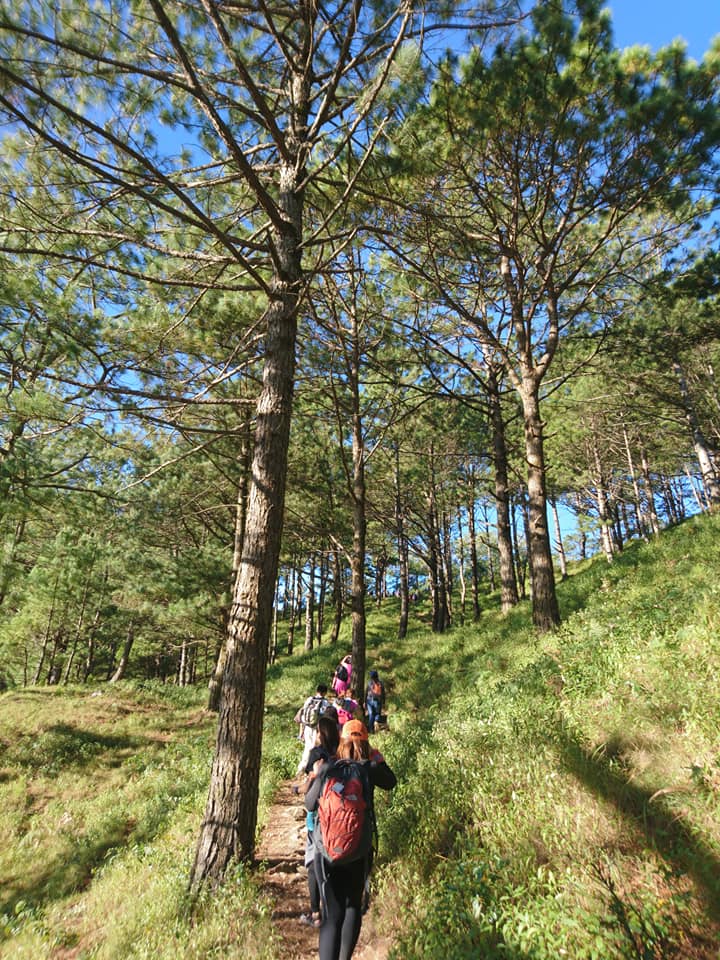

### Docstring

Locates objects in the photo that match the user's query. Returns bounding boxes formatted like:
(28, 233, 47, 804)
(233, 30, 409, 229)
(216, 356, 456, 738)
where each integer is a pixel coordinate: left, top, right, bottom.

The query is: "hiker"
(364, 670, 386, 734)
(334, 687, 360, 727)
(300, 715, 341, 929)
(304, 718, 396, 960)
(296, 683, 330, 776)
(332, 654, 352, 697)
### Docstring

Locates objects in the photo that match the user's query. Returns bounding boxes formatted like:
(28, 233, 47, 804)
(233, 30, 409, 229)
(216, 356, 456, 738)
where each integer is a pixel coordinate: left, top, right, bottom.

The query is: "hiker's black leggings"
(317, 856, 365, 960)
(307, 856, 321, 915)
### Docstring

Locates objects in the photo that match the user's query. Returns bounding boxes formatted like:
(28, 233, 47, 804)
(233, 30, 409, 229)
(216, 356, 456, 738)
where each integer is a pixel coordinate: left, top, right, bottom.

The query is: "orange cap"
(342, 719, 369, 740)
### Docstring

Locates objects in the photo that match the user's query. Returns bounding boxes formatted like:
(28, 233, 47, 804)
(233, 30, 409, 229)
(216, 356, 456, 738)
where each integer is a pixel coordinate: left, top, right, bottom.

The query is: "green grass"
(2, 512, 720, 957)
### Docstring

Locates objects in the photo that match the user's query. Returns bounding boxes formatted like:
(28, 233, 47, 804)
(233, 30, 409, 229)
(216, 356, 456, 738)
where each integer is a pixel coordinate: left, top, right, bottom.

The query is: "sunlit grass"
(2, 513, 720, 957)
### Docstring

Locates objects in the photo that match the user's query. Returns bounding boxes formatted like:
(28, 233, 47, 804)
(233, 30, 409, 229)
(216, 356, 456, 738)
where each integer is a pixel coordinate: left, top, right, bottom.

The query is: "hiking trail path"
(255, 778, 391, 960)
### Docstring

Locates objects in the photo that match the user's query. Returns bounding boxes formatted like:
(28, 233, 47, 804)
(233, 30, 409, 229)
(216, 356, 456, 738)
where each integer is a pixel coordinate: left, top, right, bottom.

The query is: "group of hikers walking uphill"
(293, 655, 394, 960)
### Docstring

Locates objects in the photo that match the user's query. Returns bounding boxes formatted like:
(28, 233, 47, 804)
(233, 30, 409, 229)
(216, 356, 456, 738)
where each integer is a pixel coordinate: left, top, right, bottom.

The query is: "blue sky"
(608, 0, 720, 59)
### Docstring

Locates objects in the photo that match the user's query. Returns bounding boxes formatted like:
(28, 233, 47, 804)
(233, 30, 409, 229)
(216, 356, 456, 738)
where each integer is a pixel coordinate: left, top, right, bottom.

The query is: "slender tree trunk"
(350, 390, 367, 702)
(481, 503, 497, 592)
(550, 497, 568, 581)
(33, 573, 60, 685)
(685, 465, 707, 513)
(427, 448, 450, 632)
(488, 369, 519, 611)
(622, 423, 648, 540)
(304, 557, 315, 651)
(519, 382, 560, 629)
(457, 507, 467, 624)
(639, 446, 661, 536)
(47, 629, 66, 685)
(330, 548, 344, 645)
(317, 552, 328, 643)
(109, 621, 135, 683)
(662, 475, 680, 525)
(178, 638, 188, 686)
(510, 497, 526, 599)
(269, 582, 279, 664)
(394, 445, 410, 639)
(441, 509, 453, 626)
(589, 435, 615, 562)
(466, 484, 481, 621)
(0, 517, 25, 608)
(63, 567, 95, 684)
(673, 360, 720, 509)
(83, 565, 108, 682)
(287, 563, 299, 656)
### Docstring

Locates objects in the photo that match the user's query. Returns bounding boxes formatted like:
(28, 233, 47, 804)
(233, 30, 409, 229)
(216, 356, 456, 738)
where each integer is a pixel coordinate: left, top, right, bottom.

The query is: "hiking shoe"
(299, 913, 321, 927)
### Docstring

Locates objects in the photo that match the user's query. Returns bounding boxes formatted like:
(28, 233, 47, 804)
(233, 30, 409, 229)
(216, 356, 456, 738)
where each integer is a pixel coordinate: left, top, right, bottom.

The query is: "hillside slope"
(1, 512, 719, 958)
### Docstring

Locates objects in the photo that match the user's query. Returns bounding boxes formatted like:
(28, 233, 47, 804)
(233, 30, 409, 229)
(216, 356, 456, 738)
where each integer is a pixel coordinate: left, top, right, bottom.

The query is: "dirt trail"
(255, 779, 391, 960)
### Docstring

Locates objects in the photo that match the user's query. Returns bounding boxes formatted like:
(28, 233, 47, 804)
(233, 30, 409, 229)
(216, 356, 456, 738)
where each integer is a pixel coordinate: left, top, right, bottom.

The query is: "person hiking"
(299, 715, 341, 929)
(304, 719, 396, 960)
(334, 687, 360, 727)
(332, 654, 352, 697)
(296, 683, 330, 776)
(364, 670, 386, 734)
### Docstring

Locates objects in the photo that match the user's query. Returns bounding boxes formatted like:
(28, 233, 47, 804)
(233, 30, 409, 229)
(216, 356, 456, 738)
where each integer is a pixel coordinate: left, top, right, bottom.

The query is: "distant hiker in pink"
(331, 654, 352, 697)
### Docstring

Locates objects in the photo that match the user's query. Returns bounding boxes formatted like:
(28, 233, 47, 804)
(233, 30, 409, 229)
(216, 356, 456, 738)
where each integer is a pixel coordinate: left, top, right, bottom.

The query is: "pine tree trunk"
(622, 423, 648, 540)
(330, 549, 344, 645)
(317, 552, 327, 642)
(519, 382, 560, 630)
(640, 446, 661, 536)
(488, 369, 519, 611)
(109, 621, 135, 683)
(350, 403, 367, 700)
(33, 574, 60, 685)
(83, 566, 108, 682)
(510, 497, 526, 599)
(466, 485, 481, 621)
(287, 563, 299, 656)
(589, 435, 615, 562)
(457, 507, 467, 624)
(673, 360, 720, 509)
(550, 497, 568, 581)
(191, 167, 302, 886)
(304, 557, 315, 651)
(394, 446, 410, 639)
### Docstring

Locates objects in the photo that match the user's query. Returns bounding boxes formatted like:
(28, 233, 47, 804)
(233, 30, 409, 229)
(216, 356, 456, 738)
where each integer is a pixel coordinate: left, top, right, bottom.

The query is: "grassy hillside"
(1, 512, 719, 958)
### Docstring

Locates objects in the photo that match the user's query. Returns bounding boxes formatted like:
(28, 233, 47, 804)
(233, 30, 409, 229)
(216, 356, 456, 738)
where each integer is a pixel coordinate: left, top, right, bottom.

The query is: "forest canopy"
(0, 0, 718, 884)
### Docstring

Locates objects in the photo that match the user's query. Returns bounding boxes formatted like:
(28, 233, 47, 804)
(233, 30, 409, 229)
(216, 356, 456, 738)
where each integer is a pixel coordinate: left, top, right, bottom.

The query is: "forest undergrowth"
(1, 512, 719, 958)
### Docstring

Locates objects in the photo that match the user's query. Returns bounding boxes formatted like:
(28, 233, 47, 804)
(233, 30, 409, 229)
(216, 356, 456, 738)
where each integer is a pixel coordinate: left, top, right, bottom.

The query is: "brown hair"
(338, 737, 370, 761)
(317, 716, 340, 756)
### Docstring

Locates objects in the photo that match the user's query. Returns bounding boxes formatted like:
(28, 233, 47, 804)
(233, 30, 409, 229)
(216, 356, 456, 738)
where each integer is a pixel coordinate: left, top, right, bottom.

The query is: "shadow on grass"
(1, 722, 144, 775)
(557, 725, 720, 925)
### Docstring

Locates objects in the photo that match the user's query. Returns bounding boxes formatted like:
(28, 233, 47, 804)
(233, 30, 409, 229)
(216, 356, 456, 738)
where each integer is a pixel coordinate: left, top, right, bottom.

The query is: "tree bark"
(109, 621, 135, 683)
(191, 155, 303, 884)
(304, 556, 315, 651)
(639, 446, 661, 536)
(550, 497, 568, 581)
(673, 359, 720, 509)
(466, 481, 481, 621)
(519, 382, 560, 630)
(330, 548, 344, 645)
(394, 446, 410, 639)
(350, 365, 367, 703)
(488, 368, 519, 612)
